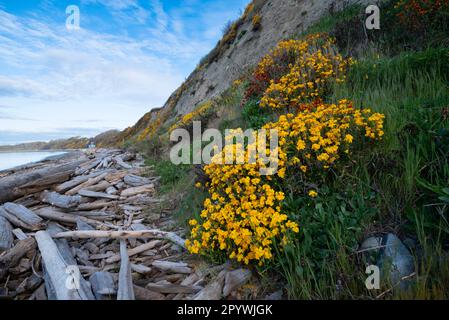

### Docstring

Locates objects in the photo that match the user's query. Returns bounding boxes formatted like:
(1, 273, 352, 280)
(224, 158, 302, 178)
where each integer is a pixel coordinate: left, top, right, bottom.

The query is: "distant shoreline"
(0, 149, 80, 153)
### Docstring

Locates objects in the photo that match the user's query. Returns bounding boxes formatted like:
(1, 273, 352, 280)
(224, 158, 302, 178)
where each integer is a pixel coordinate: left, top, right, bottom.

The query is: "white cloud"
(0, 0, 249, 144)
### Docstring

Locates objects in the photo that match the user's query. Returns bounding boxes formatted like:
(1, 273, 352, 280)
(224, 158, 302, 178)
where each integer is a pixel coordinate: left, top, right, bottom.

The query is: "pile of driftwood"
(0, 149, 253, 300)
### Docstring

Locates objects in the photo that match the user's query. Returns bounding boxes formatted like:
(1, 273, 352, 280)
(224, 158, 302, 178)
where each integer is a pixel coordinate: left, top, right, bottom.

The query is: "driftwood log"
(0, 159, 87, 204)
(52, 230, 186, 248)
(0, 216, 13, 252)
(105, 240, 161, 264)
(0, 203, 44, 231)
(77, 190, 119, 200)
(117, 240, 135, 300)
(89, 271, 116, 300)
(35, 231, 93, 300)
(120, 184, 155, 198)
(40, 191, 83, 209)
(0, 237, 36, 281)
(55, 171, 104, 193)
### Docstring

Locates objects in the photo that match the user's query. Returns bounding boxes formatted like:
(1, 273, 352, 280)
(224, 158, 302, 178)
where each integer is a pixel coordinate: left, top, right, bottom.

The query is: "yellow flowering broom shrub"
(186, 129, 298, 265)
(187, 100, 385, 266)
(169, 101, 215, 132)
(246, 33, 352, 110)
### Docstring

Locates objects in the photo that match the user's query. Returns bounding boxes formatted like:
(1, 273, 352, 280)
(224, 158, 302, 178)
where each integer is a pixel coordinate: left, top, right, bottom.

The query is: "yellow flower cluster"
(186, 129, 299, 265)
(169, 101, 214, 132)
(256, 34, 353, 110)
(262, 100, 385, 175)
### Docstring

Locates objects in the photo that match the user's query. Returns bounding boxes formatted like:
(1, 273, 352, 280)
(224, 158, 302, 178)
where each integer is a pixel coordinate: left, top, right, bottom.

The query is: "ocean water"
(0, 151, 66, 171)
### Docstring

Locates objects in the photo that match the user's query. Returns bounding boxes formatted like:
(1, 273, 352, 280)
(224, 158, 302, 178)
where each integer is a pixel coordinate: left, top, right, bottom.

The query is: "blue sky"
(0, 0, 249, 145)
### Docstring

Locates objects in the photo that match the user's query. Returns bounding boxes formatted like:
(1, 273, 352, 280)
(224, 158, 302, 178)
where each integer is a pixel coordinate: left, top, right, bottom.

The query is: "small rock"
(359, 236, 383, 264)
(265, 290, 283, 300)
(223, 269, 252, 297)
(379, 234, 415, 288)
(360, 237, 383, 251)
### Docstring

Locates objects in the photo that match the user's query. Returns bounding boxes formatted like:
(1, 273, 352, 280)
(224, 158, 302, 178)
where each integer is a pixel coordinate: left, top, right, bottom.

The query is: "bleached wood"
(117, 240, 135, 300)
(114, 157, 132, 170)
(35, 231, 92, 300)
(2, 203, 44, 227)
(35, 207, 107, 228)
(0, 206, 43, 231)
(0, 159, 87, 203)
(77, 200, 112, 211)
(12, 228, 28, 241)
(124, 175, 151, 187)
(77, 189, 119, 200)
(0, 216, 13, 251)
(121, 184, 155, 198)
(66, 172, 109, 196)
(52, 230, 186, 248)
(152, 260, 192, 274)
(40, 191, 82, 209)
(89, 271, 116, 300)
(55, 171, 104, 193)
(0, 237, 36, 280)
(105, 240, 161, 264)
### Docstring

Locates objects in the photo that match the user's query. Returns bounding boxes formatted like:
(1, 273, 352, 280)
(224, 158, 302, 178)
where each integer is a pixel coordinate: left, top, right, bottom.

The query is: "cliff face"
(119, 0, 373, 143)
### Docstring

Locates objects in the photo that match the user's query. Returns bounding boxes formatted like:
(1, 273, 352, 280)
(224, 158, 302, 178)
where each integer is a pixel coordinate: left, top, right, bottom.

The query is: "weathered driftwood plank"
(146, 281, 202, 294)
(117, 240, 135, 300)
(194, 271, 226, 300)
(223, 269, 252, 297)
(0, 216, 13, 252)
(89, 271, 116, 300)
(35, 207, 110, 228)
(121, 184, 155, 198)
(124, 175, 151, 187)
(106, 186, 118, 195)
(77, 200, 112, 211)
(76, 217, 96, 231)
(131, 264, 152, 275)
(45, 223, 95, 300)
(55, 171, 104, 193)
(52, 230, 186, 248)
(35, 231, 93, 300)
(12, 228, 28, 241)
(0, 207, 35, 231)
(75, 158, 103, 176)
(152, 260, 192, 275)
(105, 240, 161, 264)
(78, 189, 119, 200)
(133, 285, 165, 300)
(40, 191, 82, 209)
(114, 157, 132, 170)
(105, 171, 128, 184)
(66, 172, 110, 196)
(82, 181, 111, 193)
(3, 203, 44, 226)
(69, 211, 115, 221)
(0, 237, 36, 281)
(0, 204, 43, 231)
(0, 159, 87, 204)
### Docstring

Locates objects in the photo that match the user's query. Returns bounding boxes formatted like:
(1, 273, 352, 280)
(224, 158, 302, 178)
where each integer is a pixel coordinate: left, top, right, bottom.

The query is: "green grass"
(303, 4, 362, 36)
(145, 158, 190, 193)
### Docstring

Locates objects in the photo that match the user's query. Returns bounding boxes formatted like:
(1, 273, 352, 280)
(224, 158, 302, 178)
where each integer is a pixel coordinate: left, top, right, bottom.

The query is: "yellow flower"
(308, 190, 318, 198)
(344, 134, 354, 143)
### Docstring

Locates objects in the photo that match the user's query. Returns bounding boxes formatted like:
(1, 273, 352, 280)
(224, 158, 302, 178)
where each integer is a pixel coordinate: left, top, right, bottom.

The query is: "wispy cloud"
(0, 0, 249, 144)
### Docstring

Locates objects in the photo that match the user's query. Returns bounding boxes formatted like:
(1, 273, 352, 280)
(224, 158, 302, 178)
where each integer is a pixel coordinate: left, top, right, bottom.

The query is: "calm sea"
(0, 151, 66, 171)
